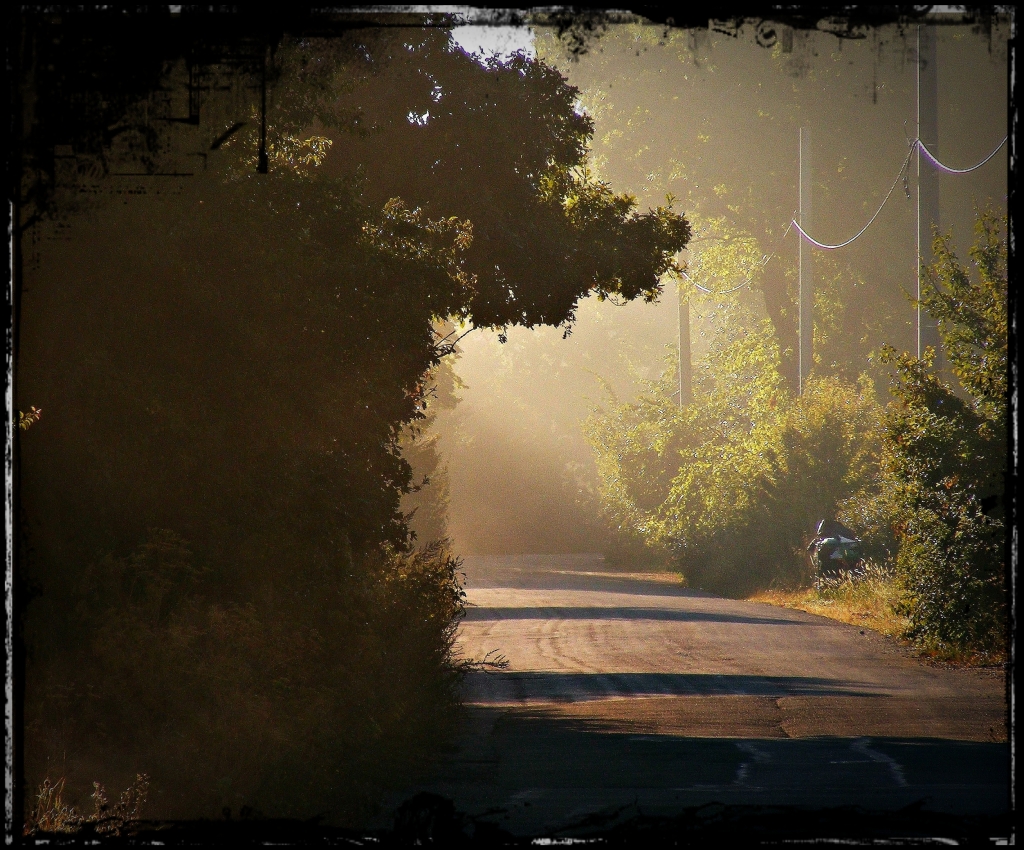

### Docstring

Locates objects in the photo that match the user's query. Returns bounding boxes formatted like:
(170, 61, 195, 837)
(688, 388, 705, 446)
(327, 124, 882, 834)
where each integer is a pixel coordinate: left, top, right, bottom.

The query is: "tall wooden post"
(677, 284, 692, 407)
(917, 24, 941, 360)
(798, 127, 813, 394)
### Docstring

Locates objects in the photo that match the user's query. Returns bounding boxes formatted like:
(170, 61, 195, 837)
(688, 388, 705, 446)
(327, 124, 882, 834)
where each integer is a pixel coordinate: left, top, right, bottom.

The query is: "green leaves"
(20, 27, 698, 817)
(584, 287, 883, 595)
(920, 211, 1007, 412)
(19, 406, 43, 431)
(873, 211, 1008, 653)
(584, 207, 1006, 631)
(360, 198, 478, 308)
(229, 31, 690, 332)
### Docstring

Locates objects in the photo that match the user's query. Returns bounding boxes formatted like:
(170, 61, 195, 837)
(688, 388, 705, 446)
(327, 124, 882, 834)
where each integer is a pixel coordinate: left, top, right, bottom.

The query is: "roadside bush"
(585, 311, 883, 596)
(24, 531, 465, 823)
(868, 211, 1008, 654)
(798, 214, 1007, 658)
(586, 209, 1007, 639)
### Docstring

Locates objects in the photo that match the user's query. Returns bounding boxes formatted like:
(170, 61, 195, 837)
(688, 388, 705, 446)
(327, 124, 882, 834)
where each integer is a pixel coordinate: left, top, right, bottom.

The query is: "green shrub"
(847, 210, 1007, 651)
(585, 316, 883, 596)
(19, 29, 689, 825)
(585, 209, 1007, 653)
(870, 211, 1007, 653)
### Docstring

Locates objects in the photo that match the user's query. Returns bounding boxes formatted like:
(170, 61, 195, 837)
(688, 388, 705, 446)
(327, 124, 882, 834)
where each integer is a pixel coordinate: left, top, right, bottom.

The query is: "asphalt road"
(381, 554, 1009, 838)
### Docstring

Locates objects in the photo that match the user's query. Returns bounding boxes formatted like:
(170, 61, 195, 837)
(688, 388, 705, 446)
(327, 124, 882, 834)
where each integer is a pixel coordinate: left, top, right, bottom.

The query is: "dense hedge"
(16, 19, 689, 822)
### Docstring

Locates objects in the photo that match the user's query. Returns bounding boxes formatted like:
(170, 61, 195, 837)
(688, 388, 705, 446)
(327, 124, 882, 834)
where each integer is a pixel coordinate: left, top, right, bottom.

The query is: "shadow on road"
(383, 705, 1010, 839)
(432, 553, 1010, 838)
(464, 605, 807, 625)
(459, 556, 703, 597)
(477, 708, 1011, 792)
(463, 671, 874, 701)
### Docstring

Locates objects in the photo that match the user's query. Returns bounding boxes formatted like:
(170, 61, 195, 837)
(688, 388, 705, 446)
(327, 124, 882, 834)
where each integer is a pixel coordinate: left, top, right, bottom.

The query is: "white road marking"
(851, 737, 909, 787)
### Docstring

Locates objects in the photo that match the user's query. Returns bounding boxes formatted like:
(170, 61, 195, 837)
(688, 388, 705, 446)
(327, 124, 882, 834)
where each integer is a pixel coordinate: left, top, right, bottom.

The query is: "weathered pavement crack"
(772, 697, 795, 738)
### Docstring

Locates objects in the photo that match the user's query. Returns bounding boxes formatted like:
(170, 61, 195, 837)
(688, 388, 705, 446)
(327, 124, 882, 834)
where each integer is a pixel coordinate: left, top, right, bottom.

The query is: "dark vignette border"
(5, 5, 1015, 845)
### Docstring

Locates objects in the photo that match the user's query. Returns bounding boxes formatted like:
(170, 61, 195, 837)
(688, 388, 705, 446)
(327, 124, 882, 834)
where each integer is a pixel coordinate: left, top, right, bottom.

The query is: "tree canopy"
(14, 12, 689, 821)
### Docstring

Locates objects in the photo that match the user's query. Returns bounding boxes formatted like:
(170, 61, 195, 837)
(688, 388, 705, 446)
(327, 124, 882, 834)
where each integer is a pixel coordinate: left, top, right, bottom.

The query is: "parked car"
(807, 518, 864, 583)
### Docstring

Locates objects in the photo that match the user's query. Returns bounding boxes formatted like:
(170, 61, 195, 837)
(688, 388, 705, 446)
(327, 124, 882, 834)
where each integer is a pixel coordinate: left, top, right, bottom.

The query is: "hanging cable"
(683, 218, 796, 296)
(792, 144, 915, 250)
(684, 269, 753, 296)
(656, 129, 1003, 299)
(917, 136, 1007, 174)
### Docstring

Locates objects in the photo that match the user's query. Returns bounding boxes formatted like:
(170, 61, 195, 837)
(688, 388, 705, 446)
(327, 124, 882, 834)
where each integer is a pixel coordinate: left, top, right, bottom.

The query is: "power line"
(683, 269, 752, 296)
(792, 144, 916, 250)
(917, 136, 1007, 175)
(682, 218, 796, 296)
(677, 130, 1003, 294)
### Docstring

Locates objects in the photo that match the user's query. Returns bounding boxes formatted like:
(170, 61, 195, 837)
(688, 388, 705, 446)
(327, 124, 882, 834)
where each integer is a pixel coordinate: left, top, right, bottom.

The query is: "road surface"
(381, 554, 1009, 838)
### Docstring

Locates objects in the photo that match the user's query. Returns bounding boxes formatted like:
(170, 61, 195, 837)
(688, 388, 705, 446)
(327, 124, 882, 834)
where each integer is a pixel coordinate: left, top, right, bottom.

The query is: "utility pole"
(798, 127, 813, 395)
(677, 283, 692, 407)
(916, 24, 941, 361)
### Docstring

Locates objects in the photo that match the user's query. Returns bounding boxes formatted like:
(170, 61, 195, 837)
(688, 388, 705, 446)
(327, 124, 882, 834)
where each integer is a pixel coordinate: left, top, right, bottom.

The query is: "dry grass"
(23, 537, 468, 824)
(24, 774, 150, 836)
(752, 561, 909, 640)
(751, 561, 1006, 669)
